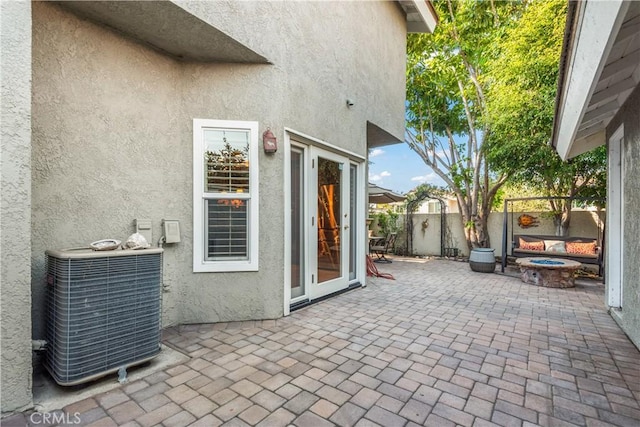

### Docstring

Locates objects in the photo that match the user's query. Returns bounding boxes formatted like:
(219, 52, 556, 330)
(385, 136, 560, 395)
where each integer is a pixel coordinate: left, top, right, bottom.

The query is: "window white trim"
(284, 136, 311, 315)
(283, 134, 292, 316)
(284, 127, 366, 162)
(193, 119, 259, 272)
(354, 159, 367, 287)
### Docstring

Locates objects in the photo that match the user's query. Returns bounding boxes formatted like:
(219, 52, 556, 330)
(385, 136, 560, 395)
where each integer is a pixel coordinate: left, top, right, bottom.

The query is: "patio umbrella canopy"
(368, 183, 406, 204)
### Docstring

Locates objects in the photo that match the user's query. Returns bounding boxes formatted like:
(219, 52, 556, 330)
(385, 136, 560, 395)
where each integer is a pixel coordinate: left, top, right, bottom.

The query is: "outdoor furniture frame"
(370, 233, 397, 263)
(500, 196, 605, 275)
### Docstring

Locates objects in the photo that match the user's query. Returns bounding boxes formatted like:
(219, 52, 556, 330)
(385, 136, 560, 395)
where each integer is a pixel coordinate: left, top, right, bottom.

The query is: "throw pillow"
(544, 240, 566, 253)
(519, 238, 544, 251)
(566, 241, 596, 255)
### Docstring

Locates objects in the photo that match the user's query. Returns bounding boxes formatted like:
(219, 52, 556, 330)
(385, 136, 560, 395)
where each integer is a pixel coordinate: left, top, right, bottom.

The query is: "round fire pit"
(515, 257, 582, 288)
(530, 259, 565, 266)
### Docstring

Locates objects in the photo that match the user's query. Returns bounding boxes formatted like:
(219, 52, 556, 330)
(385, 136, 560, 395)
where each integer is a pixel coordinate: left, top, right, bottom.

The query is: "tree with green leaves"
(485, 0, 606, 236)
(406, 0, 523, 249)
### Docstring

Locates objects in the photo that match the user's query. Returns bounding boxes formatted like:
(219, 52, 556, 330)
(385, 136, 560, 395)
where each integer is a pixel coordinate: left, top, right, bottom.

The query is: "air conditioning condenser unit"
(45, 248, 163, 386)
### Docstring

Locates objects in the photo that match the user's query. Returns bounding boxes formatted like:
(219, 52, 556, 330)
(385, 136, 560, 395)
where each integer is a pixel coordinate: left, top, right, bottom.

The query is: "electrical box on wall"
(135, 219, 153, 244)
(162, 219, 181, 243)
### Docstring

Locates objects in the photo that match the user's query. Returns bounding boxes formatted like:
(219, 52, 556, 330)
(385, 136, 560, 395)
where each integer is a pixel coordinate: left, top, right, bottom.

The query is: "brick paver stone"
(213, 396, 252, 421)
(96, 391, 129, 410)
(330, 402, 367, 426)
(238, 404, 270, 425)
(188, 414, 223, 427)
(107, 400, 144, 425)
(294, 411, 335, 427)
(135, 402, 181, 427)
(399, 398, 431, 424)
(283, 390, 320, 414)
(255, 407, 296, 427)
(365, 405, 409, 426)
(162, 410, 196, 427)
(85, 417, 118, 427)
(310, 399, 340, 418)
(182, 395, 218, 418)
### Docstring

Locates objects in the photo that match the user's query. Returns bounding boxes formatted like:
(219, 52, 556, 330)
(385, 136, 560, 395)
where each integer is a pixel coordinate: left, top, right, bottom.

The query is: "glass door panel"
(349, 164, 357, 281)
(317, 157, 342, 283)
(291, 148, 305, 299)
(310, 147, 349, 299)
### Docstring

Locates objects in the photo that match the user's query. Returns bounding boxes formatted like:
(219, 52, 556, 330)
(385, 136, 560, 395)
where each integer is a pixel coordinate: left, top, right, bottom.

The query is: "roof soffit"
(397, 1, 438, 33)
(55, 1, 269, 63)
(553, 1, 639, 159)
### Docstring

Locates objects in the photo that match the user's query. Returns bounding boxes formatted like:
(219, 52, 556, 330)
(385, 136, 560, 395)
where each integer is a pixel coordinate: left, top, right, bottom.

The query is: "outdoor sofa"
(512, 234, 603, 274)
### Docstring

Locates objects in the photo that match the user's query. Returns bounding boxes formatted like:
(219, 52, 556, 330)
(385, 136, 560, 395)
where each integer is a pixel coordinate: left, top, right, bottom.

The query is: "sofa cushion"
(544, 240, 566, 253)
(566, 241, 596, 255)
(519, 238, 544, 251)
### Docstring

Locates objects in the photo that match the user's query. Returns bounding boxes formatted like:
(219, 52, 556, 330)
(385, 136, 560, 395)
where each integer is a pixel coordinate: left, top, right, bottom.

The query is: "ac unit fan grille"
(45, 250, 163, 385)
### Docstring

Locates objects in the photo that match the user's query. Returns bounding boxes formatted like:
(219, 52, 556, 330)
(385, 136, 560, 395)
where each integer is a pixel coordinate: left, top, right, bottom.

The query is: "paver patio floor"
(12, 258, 640, 426)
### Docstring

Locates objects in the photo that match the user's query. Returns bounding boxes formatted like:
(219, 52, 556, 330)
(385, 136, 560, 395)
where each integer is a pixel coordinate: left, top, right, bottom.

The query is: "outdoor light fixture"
(263, 128, 277, 154)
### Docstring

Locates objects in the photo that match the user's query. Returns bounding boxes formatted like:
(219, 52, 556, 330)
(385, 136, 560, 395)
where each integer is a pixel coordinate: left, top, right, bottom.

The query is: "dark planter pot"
(469, 248, 496, 273)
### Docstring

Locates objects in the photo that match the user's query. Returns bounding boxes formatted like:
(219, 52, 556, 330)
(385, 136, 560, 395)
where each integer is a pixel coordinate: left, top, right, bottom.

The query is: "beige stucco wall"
(31, 1, 408, 339)
(607, 83, 640, 349)
(1, 0, 33, 413)
(404, 210, 604, 258)
(177, 0, 407, 146)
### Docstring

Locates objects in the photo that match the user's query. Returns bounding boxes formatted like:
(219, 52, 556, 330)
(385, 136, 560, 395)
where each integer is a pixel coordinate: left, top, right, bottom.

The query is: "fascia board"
(554, 0, 628, 160)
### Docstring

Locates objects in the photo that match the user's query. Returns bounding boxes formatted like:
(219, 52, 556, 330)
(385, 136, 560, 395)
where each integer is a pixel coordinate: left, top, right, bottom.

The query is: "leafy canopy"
(485, 0, 606, 206)
(405, 0, 524, 248)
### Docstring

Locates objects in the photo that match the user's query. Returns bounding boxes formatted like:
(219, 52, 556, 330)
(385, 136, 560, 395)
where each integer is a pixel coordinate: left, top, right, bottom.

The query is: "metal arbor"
(404, 189, 446, 258)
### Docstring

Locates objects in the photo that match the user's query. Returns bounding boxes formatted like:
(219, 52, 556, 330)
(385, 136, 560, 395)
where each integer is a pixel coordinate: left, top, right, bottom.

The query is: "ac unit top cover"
(46, 247, 164, 259)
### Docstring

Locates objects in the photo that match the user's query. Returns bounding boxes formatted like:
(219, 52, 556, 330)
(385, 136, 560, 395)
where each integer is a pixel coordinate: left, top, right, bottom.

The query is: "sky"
(368, 143, 446, 195)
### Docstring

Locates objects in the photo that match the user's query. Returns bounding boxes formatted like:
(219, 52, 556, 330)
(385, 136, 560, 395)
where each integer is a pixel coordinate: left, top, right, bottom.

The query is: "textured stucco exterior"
(30, 0, 408, 341)
(606, 83, 640, 349)
(1, 0, 33, 413)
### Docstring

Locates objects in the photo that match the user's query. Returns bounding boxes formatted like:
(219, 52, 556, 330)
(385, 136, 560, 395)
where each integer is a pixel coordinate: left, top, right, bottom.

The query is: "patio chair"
(371, 233, 397, 263)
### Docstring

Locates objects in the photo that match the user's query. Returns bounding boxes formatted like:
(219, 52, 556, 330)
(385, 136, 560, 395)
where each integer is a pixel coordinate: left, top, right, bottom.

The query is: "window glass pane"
(206, 199, 248, 260)
(204, 129, 250, 193)
(291, 149, 305, 298)
(317, 157, 341, 282)
(349, 164, 357, 281)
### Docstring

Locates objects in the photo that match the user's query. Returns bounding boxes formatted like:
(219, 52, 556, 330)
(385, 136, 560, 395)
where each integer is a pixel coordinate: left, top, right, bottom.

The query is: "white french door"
(287, 136, 364, 312)
(309, 147, 350, 299)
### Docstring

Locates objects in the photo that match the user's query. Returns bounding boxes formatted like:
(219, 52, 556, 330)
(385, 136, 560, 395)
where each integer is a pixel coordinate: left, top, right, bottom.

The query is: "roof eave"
(399, 0, 439, 34)
(551, 0, 630, 160)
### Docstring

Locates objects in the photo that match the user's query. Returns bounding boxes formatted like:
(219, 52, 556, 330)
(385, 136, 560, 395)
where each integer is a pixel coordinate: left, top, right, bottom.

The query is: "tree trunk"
(553, 203, 572, 236)
(550, 198, 572, 236)
(474, 214, 491, 248)
(460, 210, 491, 250)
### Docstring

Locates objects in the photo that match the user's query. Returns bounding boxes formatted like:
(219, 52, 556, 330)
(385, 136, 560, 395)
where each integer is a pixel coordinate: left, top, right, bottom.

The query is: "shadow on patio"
(12, 258, 640, 427)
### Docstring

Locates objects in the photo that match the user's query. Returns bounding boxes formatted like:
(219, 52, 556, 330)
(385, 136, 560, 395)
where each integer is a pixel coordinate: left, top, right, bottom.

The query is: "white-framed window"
(427, 200, 441, 214)
(193, 119, 259, 272)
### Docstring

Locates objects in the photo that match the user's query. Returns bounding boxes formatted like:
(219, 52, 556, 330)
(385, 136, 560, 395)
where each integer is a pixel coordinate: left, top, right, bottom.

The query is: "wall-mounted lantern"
(263, 128, 277, 154)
